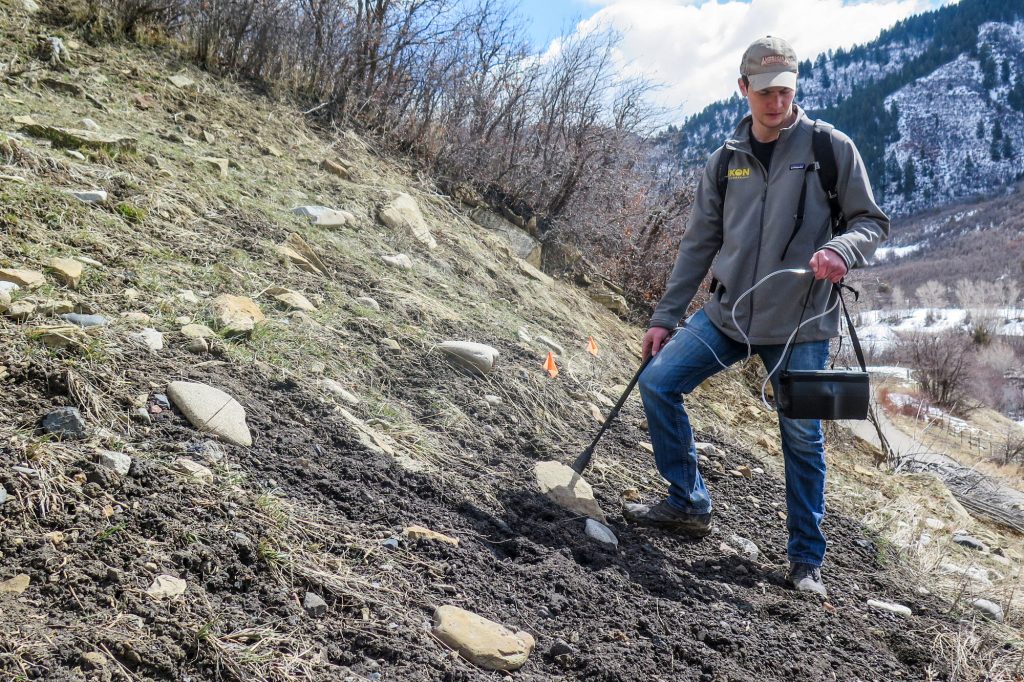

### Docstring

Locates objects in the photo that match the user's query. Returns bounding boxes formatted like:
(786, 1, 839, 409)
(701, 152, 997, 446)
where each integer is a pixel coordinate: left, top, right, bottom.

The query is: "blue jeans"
(638, 309, 830, 567)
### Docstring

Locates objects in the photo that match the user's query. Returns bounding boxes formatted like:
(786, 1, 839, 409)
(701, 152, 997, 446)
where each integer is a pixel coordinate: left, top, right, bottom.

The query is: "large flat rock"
(379, 193, 436, 249)
(167, 381, 252, 446)
(437, 341, 499, 376)
(21, 124, 137, 153)
(432, 605, 535, 671)
(533, 460, 607, 523)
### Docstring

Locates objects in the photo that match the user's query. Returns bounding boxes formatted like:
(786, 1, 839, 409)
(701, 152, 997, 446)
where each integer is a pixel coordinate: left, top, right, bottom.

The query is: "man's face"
(738, 79, 796, 134)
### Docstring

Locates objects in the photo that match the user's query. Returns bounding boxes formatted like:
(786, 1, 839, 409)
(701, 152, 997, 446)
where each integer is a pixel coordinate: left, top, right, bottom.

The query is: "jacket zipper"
(743, 150, 769, 337)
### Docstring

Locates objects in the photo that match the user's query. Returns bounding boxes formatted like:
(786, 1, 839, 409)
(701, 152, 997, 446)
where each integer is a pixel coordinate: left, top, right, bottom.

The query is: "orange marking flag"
(543, 352, 559, 378)
(586, 336, 599, 356)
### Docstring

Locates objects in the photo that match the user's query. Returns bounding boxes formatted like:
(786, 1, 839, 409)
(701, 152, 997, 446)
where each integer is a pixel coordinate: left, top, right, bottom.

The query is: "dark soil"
(0, 341, 957, 682)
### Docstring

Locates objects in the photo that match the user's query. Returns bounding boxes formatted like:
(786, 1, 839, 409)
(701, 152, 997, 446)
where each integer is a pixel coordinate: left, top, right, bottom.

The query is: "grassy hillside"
(2, 4, 1023, 681)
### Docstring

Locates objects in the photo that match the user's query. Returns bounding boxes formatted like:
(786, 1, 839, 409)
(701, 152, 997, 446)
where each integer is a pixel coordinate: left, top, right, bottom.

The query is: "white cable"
(676, 268, 839, 410)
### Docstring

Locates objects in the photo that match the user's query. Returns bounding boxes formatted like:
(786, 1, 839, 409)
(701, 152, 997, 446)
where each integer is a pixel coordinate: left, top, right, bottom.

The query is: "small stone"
(97, 450, 132, 475)
(695, 442, 721, 458)
(173, 457, 213, 483)
(736, 465, 752, 479)
(516, 327, 532, 343)
(537, 335, 565, 356)
(432, 605, 535, 671)
(533, 460, 607, 523)
(80, 118, 100, 132)
(0, 268, 45, 289)
(292, 205, 353, 227)
(867, 599, 912, 617)
(970, 598, 1004, 622)
(187, 440, 227, 464)
(382, 538, 400, 550)
(403, 525, 459, 546)
(81, 652, 107, 669)
(71, 190, 108, 204)
(380, 338, 401, 351)
(146, 574, 187, 599)
(952, 534, 987, 552)
(0, 486, 7, 506)
(354, 296, 380, 311)
(725, 534, 759, 561)
(120, 311, 151, 325)
(168, 74, 195, 88)
(381, 254, 413, 269)
(924, 518, 945, 531)
(585, 519, 619, 549)
(303, 591, 328, 617)
(130, 328, 164, 352)
(320, 158, 350, 179)
(145, 153, 161, 167)
(484, 395, 502, 406)
(66, 150, 86, 161)
(213, 294, 264, 335)
(269, 288, 317, 312)
(437, 341, 499, 376)
(178, 290, 201, 304)
(200, 157, 229, 178)
(181, 323, 216, 339)
(61, 313, 107, 327)
(261, 144, 282, 157)
(321, 379, 359, 404)
(42, 407, 87, 439)
(187, 338, 209, 354)
(0, 574, 30, 594)
(6, 301, 35, 321)
(202, 130, 215, 144)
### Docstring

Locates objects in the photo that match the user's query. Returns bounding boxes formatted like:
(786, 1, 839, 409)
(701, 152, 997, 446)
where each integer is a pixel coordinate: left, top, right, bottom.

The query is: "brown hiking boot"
(622, 500, 713, 538)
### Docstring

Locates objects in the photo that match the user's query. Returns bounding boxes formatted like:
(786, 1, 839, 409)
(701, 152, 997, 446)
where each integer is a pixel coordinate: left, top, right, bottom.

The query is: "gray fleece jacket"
(649, 105, 889, 344)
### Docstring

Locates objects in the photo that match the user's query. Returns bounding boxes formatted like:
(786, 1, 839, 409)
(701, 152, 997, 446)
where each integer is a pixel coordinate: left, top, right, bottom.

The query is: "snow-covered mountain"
(664, 0, 1024, 218)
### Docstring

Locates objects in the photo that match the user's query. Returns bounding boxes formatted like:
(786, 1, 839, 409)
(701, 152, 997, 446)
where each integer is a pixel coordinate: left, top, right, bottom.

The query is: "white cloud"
(562, 0, 958, 118)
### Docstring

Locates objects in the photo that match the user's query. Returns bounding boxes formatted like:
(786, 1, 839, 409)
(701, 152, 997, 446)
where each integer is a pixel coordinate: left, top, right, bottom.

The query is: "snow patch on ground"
(874, 244, 922, 262)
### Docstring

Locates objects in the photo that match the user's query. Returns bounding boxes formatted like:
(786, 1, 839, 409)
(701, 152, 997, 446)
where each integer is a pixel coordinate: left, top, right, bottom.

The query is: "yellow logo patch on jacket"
(727, 167, 751, 179)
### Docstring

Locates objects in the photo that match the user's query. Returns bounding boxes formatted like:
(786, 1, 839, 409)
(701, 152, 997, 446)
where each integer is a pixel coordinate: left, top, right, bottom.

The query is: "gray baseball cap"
(740, 36, 798, 91)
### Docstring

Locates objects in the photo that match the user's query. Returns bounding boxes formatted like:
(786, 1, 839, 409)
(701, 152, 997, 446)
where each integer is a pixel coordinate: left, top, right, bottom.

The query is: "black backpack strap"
(716, 146, 734, 207)
(711, 146, 733, 295)
(812, 122, 846, 236)
(837, 282, 867, 372)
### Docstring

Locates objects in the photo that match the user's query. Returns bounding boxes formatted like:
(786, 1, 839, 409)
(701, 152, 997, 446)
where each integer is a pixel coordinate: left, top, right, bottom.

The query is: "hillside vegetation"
(1, 3, 1024, 681)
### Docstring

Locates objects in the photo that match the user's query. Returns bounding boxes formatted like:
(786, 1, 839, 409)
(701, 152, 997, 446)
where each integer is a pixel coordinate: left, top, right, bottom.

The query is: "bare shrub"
(896, 331, 976, 412)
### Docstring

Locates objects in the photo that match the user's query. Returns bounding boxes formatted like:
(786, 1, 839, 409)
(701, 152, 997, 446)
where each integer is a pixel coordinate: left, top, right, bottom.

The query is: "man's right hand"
(642, 326, 671, 361)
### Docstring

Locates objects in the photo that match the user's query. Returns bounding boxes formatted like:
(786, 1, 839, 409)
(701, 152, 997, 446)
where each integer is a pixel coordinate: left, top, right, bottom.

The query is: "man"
(624, 36, 888, 597)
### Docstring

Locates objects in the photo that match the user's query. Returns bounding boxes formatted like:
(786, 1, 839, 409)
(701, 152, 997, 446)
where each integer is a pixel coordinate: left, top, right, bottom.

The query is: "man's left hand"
(809, 249, 848, 284)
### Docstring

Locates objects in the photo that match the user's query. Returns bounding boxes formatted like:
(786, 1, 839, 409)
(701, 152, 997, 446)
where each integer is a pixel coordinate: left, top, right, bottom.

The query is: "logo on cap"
(761, 54, 788, 66)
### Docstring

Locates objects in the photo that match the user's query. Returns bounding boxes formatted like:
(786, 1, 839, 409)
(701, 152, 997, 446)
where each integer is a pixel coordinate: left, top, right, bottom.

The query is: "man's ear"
(737, 77, 748, 97)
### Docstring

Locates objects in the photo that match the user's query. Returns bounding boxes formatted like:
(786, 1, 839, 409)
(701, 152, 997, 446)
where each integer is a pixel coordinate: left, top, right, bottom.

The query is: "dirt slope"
(0, 5, 972, 681)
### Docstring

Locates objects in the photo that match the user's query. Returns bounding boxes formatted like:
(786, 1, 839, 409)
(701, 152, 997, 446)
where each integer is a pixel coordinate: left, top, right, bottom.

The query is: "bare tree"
(915, 280, 946, 309)
(897, 331, 975, 411)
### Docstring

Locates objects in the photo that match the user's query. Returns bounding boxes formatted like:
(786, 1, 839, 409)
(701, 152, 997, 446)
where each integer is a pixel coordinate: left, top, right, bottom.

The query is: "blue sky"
(516, 0, 598, 48)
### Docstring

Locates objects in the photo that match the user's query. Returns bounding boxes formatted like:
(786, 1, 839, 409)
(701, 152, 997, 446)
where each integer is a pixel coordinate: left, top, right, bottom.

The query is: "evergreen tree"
(993, 119, 1003, 140)
(1002, 136, 1013, 160)
(1010, 76, 1024, 111)
(965, 152, 975, 176)
(976, 120, 985, 139)
(980, 43, 996, 89)
(991, 137, 1002, 161)
(903, 158, 917, 196)
(1001, 60, 1011, 84)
